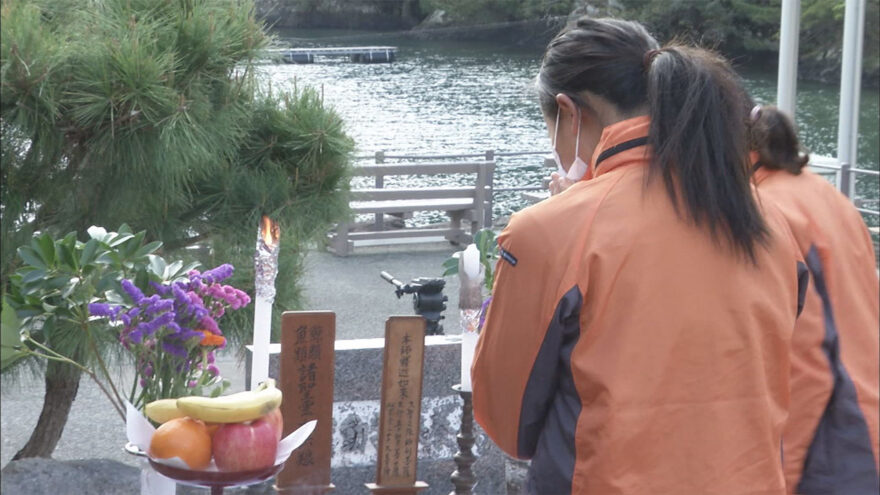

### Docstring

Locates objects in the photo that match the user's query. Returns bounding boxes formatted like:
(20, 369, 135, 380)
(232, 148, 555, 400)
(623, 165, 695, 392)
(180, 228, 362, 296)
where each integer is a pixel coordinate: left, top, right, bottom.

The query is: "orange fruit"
(149, 417, 212, 470)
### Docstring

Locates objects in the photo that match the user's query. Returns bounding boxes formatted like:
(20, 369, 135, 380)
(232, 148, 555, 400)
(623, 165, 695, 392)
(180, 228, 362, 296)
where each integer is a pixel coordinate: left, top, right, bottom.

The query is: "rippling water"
(261, 30, 879, 225)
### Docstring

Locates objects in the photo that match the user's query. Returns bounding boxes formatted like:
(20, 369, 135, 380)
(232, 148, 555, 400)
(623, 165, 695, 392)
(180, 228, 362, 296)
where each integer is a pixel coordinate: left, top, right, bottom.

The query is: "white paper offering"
(126, 400, 157, 452)
(275, 419, 317, 465)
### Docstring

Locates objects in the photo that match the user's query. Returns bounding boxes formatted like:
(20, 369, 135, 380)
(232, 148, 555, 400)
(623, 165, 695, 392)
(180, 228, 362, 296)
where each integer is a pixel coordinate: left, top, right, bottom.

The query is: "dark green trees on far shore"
(1, 0, 353, 459)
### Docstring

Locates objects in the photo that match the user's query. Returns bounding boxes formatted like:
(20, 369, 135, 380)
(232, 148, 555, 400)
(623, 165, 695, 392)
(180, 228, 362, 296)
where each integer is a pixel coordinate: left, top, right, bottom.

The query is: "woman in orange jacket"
(749, 105, 879, 494)
(471, 18, 808, 494)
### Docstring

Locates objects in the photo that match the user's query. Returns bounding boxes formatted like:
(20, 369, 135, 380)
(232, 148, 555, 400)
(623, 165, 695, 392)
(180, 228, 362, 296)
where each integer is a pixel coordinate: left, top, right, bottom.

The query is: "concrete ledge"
(247, 336, 525, 494)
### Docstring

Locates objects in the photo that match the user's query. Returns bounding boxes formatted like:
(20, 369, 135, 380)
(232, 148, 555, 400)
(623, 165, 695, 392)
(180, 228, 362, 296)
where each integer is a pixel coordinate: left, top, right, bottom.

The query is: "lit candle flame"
(260, 215, 280, 250)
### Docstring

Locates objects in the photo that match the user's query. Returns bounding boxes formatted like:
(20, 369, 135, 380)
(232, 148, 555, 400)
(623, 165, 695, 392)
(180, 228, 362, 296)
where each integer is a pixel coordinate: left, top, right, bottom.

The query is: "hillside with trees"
(255, 0, 879, 85)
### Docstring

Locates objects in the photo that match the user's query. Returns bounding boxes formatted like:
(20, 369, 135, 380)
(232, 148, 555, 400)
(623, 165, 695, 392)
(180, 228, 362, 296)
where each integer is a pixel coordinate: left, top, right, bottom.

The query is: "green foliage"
(1, 296, 26, 370)
(620, 0, 879, 79)
(2, 225, 208, 420)
(1, 0, 354, 349)
(442, 229, 499, 293)
(421, 0, 575, 24)
(2, 225, 188, 372)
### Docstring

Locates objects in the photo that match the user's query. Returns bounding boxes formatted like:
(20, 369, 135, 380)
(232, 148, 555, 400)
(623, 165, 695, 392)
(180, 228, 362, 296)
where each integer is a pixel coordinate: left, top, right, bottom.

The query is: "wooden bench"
(328, 151, 496, 256)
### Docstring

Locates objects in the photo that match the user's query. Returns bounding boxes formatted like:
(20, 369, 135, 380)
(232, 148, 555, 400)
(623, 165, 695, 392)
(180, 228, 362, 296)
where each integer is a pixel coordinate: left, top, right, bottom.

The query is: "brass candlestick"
(450, 384, 477, 495)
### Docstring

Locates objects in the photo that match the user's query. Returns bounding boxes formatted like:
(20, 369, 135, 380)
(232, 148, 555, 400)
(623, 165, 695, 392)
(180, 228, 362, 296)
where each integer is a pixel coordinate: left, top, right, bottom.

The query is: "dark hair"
(537, 17, 768, 262)
(749, 105, 810, 174)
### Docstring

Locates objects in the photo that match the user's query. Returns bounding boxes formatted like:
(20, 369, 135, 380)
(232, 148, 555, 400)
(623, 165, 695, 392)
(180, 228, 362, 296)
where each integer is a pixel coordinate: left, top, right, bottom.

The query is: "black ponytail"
(646, 45, 768, 262)
(537, 17, 768, 262)
(749, 105, 810, 174)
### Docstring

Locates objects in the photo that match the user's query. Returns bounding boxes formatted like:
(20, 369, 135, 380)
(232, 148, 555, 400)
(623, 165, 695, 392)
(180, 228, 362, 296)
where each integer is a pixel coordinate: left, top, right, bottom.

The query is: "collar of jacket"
(587, 115, 651, 180)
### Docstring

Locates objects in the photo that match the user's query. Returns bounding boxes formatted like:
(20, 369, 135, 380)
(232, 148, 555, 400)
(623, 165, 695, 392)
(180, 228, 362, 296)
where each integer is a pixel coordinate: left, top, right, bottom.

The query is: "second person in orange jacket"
(749, 105, 879, 494)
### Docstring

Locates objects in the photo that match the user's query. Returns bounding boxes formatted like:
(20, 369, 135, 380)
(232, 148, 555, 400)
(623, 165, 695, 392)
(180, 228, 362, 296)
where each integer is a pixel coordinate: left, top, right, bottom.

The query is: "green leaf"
(45, 275, 73, 291)
(147, 255, 167, 279)
(17, 246, 47, 269)
(166, 261, 199, 281)
(58, 242, 79, 271)
(134, 269, 150, 291)
(1, 298, 29, 371)
(441, 257, 459, 277)
(107, 233, 134, 248)
(80, 239, 100, 267)
(164, 260, 183, 280)
(104, 290, 125, 305)
(135, 241, 163, 258)
(96, 273, 122, 294)
(95, 251, 117, 265)
(21, 268, 48, 284)
(34, 234, 57, 267)
(61, 278, 81, 299)
(121, 231, 146, 258)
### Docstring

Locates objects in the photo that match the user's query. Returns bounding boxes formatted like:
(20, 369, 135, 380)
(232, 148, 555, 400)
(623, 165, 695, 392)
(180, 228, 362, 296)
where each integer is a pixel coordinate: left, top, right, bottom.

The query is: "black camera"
(380, 272, 448, 335)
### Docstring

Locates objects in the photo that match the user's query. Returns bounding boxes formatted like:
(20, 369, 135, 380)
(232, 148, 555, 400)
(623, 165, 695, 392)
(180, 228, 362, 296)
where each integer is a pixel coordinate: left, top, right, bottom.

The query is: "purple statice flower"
(200, 316, 220, 335)
(161, 341, 187, 358)
(187, 380, 197, 388)
(143, 297, 173, 317)
(121, 279, 145, 304)
(145, 312, 175, 337)
(127, 326, 144, 344)
(139, 378, 147, 387)
(163, 321, 182, 335)
(88, 303, 116, 318)
(203, 284, 224, 301)
(142, 363, 153, 377)
(201, 264, 234, 284)
(207, 352, 215, 364)
(187, 291, 204, 307)
(120, 313, 132, 326)
(207, 365, 220, 377)
(478, 296, 492, 331)
(211, 304, 226, 319)
(149, 281, 171, 296)
(171, 284, 190, 307)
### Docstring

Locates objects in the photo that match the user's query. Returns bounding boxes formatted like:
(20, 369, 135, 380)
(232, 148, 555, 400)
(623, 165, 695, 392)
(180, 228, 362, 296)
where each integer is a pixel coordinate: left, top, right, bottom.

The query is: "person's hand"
(549, 172, 576, 196)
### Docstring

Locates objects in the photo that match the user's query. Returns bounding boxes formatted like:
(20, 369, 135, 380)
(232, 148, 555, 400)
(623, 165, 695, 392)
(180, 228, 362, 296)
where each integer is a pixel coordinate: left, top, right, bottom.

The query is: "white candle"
(251, 216, 280, 391)
(250, 297, 272, 391)
(460, 329, 479, 392)
(459, 244, 482, 392)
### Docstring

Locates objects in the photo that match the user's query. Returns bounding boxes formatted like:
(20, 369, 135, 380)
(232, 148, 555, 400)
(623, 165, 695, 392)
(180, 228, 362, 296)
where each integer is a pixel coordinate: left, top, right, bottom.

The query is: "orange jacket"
(472, 116, 808, 494)
(754, 167, 880, 494)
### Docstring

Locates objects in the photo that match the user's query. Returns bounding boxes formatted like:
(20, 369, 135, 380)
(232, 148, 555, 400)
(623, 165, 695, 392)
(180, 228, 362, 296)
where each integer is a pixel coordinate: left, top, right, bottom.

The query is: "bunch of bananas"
(145, 379, 283, 424)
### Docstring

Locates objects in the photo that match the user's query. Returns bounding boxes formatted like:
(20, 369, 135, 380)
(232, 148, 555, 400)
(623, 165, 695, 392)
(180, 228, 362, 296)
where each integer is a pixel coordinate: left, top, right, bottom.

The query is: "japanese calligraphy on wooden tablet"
(366, 316, 429, 494)
(276, 311, 335, 494)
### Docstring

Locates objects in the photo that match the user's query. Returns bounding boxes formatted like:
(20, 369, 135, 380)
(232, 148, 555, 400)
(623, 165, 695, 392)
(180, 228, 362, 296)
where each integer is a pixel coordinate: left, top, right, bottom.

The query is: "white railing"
(809, 154, 879, 218)
(355, 150, 880, 222)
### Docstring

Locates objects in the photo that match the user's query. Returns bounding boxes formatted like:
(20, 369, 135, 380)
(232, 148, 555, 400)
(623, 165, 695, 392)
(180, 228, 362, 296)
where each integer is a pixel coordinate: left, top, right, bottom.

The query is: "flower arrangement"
(89, 264, 250, 411)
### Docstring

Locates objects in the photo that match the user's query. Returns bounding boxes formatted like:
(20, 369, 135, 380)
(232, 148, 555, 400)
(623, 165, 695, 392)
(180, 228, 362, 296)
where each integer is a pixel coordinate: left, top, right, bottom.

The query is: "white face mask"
(552, 108, 588, 182)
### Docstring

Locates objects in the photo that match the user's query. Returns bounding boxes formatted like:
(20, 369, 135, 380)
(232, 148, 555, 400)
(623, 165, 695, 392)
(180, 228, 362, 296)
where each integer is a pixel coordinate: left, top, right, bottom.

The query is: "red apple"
(212, 418, 278, 472)
(263, 408, 283, 442)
